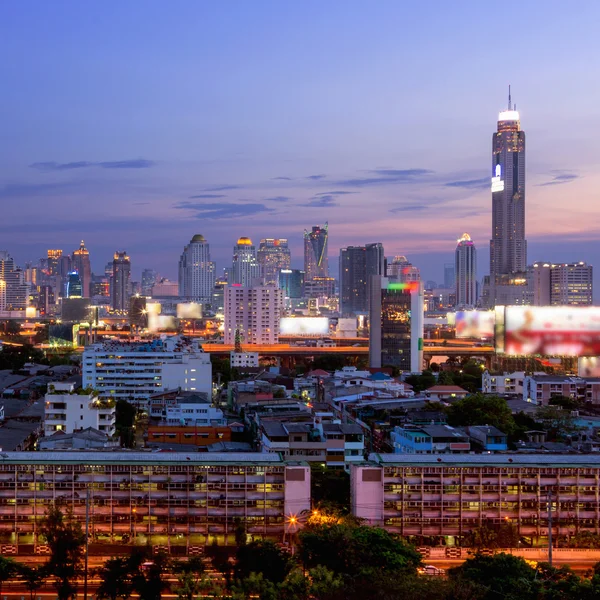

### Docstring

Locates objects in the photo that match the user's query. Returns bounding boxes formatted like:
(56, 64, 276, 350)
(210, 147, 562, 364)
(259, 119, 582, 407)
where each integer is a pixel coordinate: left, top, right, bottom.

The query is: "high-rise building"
(257, 239, 291, 286)
(532, 261, 593, 306)
(47, 250, 62, 276)
(0, 251, 29, 310)
(455, 233, 477, 308)
(72, 241, 92, 298)
(444, 263, 455, 290)
(386, 255, 420, 283)
(279, 269, 305, 299)
(231, 237, 261, 287)
(340, 243, 385, 316)
(489, 89, 527, 305)
(66, 272, 83, 298)
(224, 285, 284, 345)
(304, 224, 329, 281)
(111, 251, 131, 312)
(141, 269, 159, 296)
(369, 277, 423, 373)
(178, 234, 216, 303)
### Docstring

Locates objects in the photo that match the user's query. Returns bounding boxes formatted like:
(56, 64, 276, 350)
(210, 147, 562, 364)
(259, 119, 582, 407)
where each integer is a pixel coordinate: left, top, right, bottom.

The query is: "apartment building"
(82, 336, 212, 405)
(44, 382, 116, 437)
(481, 371, 541, 396)
(352, 454, 600, 544)
(390, 425, 471, 454)
(522, 375, 589, 405)
(0, 452, 310, 550)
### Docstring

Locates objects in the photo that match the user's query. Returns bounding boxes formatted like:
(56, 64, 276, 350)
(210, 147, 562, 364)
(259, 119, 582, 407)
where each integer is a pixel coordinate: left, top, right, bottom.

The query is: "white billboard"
(280, 317, 329, 336)
(177, 302, 202, 319)
(455, 310, 495, 339)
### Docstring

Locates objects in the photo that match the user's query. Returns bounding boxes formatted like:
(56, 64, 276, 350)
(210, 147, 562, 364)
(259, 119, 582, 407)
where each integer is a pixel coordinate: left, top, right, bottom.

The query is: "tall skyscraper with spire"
(489, 88, 528, 305)
(72, 241, 92, 298)
(304, 223, 329, 281)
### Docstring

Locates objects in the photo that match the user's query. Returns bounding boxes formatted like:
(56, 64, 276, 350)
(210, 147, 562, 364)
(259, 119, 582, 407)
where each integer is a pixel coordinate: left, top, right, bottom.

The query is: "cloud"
(301, 195, 338, 208)
(306, 174, 327, 180)
(203, 185, 241, 191)
(538, 173, 579, 187)
(189, 194, 227, 199)
(390, 205, 429, 213)
(444, 177, 489, 190)
(173, 201, 274, 219)
(315, 190, 356, 196)
(264, 196, 292, 202)
(29, 159, 155, 171)
(0, 181, 81, 198)
(271, 176, 293, 181)
(133, 202, 150, 205)
(336, 168, 433, 187)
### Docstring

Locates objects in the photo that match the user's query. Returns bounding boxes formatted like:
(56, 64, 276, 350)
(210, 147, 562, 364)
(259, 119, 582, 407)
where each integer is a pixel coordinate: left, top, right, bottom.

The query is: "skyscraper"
(340, 243, 385, 316)
(0, 251, 29, 310)
(279, 269, 305, 299)
(66, 272, 83, 298)
(111, 251, 131, 312)
(304, 224, 329, 281)
(490, 88, 526, 304)
(232, 237, 261, 287)
(47, 250, 63, 276)
(444, 263, 455, 290)
(257, 239, 291, 286)
(72, 241, 92, 298)
(369, 276, 423, 373)
(455, 233, 477, 308)
(178, 234, 216, 302)
(386, 256, 420, 283)
(141, 269, 159, 296)
(532, 261, 593, 306)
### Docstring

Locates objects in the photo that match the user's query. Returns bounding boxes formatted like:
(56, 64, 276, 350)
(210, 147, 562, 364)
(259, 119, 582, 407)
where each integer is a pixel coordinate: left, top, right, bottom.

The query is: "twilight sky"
(2, 1, 600, 289)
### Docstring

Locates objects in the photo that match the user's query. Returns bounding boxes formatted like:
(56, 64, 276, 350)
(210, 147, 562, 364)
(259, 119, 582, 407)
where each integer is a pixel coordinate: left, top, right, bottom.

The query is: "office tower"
(490, 88, 526, 304)
(178, 234, 216, 303)
(66, 272, 83, 298)
(257, 239, 291, 286)
(141, 269, 159, 296)
(455, 233, 477, 308)
(386, 255, 420, 283)
(369, 276, 423, 373)
(279, 269, 305, 299)
(211, 278, 227, 314)
(304, 223, 329, 281)
(340, 243, 385, 316)
(111, 251, 131, 312)
(224, 285, 284, 345)
(47, 250, 62, 276)
(0, 251, 29, 310)
(532, 261, 593, 306)
(71, 240, 92, 298)
(444, 263, 455, 290)
(152, 279, 179, 297)
(231, 237, 261, 287)
(304, 277, 336, 299)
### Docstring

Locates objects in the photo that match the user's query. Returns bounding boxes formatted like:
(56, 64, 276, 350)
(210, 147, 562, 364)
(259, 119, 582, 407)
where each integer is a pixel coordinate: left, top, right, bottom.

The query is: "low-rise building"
(230, 352, 260, 368)
(522, 375, 588, 405)
(390, 424, 470, 454)
(482, 371, 544, 396)
(44, 382, 116, 437)
(425, 385, 469, 402)
(38, 427, 119, 450)
(461, 425, 508, 452)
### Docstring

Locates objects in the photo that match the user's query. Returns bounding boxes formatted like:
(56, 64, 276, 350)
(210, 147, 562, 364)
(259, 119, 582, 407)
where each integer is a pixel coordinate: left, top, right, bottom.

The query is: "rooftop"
(371, 453, 600, 467)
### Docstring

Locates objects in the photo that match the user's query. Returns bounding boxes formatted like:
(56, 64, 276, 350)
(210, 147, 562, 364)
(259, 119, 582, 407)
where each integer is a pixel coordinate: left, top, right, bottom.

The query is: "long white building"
(82, 336, 212, 404)
(224, 285, 284, 345)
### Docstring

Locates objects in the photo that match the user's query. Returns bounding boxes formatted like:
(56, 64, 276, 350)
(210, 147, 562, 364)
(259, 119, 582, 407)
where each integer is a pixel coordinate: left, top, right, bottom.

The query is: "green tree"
(115, 399, 137, 447)
(311, 464, 350, 511)
(175, 572, 201, 600)
(405, 371, 437, 393)
(206, 540, 235, 589)
(535, 405, 577, 437)
(446, 393, 515, 434)
(129, 549, 170, 600)
(231, 572, 278, 600)
(278, 569, 310, 600)
(40, 505, 86, 600)
(17, 564, 47, 600)
(436, 370, 455, 385)
(448, 552, 540, 600)
(308, 565, 344, 600)
(549, 395, 581, 410)
(0, 556, 18, 599)
(537, 563, 598, 600)
(235, 540, 292, 584)
(96, 557, 133, 600)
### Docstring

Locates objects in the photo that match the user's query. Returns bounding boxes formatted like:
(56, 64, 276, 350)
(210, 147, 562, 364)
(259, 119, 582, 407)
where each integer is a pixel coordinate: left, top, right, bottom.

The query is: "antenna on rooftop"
(508, 85, 512, 110)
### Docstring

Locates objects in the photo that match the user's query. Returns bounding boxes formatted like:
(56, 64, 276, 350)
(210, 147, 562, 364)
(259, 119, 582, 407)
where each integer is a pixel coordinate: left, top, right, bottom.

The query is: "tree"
(535, 405, 577, 437)
(311, 464, 350, 511)
(40, 505, 85, 600)
(405, 371, 437, 393)
(231, 572, 278, 600)
(17, 564, 47, 600)
(0, 556, 18, 599)
(549, 395, 582, 410)
(175, 572, 201, 600)
(129, 549, 170, 600)
(116, 399, 137, 447)
(206, 540, 234, 589)
(436, 370, 455, 385)
(96, 557, 133, 600)
(449, 552, 541, 600)
(308, 565, 344, 600)
(446, 393, 515, 435)
(278, 569, 310, 600)
(235, 540, 292, 584)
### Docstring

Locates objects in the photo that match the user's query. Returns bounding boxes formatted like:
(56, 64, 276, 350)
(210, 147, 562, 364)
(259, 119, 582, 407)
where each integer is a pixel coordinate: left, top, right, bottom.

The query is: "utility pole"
(547, 490, 553, 566)
(84, 488, 90, 600)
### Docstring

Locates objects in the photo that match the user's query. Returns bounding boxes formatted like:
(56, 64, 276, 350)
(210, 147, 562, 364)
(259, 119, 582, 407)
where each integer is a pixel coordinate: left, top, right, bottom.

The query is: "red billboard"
(504, 306, 600, 357)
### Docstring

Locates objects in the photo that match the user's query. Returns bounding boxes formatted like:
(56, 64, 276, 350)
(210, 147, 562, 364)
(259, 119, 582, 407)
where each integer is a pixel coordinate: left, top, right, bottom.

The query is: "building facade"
(369, 276, 424, 373)
(489, 90, 527, 306)
(0, 452, 310, 549)
(387, 256, 420, 284)
(278, 269, 305, 299)
(224, 285, 284, 345)
(531, 261, 593, 306)
(178, 235, 216, 303)
(71, 241, 92, 298)
(257, 239, 291, 286)
(340, 243, 385, 317)
(232, 237, 261, 287)
(82, 336, 212, 404)
(455, 233, 477, 308)
(303, 224, 329, 281)
(111, 251, 131, 312)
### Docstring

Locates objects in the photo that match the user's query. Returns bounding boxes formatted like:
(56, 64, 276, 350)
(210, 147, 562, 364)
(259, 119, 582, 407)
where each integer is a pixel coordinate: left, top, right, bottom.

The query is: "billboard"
(579, 357, 600, 377)
(177, 302, 202, 319)
(280, 317, 329, 336)
(455, 310, 495, 339)
(504, 306, 600, 357)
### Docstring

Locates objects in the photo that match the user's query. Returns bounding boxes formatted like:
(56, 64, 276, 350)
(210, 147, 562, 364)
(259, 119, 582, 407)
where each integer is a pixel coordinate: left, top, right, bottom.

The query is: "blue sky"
(2, 1, 600, 287)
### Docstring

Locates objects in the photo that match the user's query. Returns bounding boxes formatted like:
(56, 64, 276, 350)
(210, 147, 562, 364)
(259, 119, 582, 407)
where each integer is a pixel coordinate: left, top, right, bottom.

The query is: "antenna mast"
(508, 85, 512, 110)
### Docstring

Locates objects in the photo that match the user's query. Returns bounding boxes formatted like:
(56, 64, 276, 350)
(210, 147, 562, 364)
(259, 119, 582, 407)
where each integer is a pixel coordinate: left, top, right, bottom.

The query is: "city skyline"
(2, 3, 600, 290)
